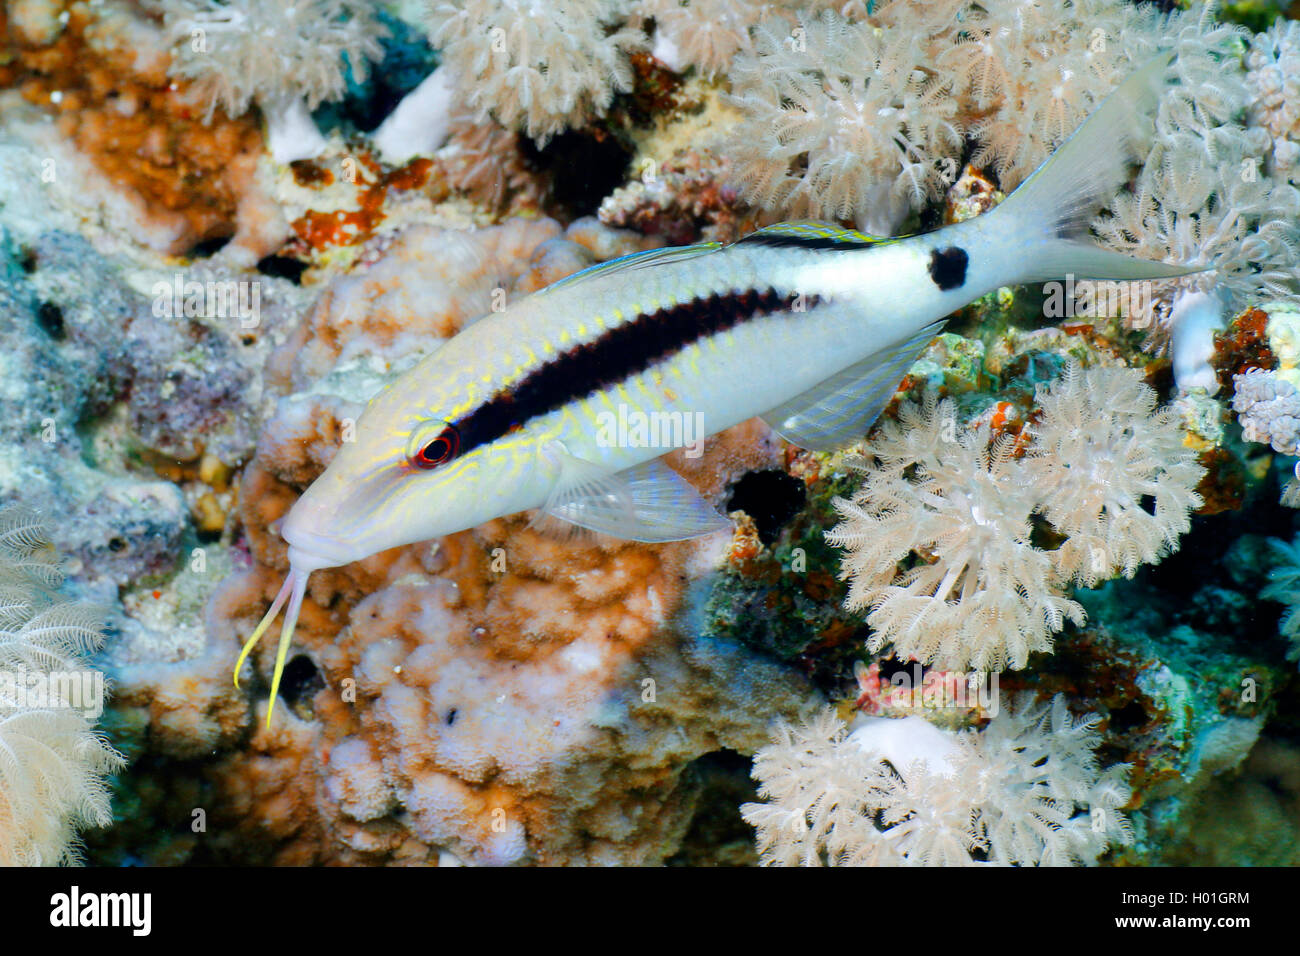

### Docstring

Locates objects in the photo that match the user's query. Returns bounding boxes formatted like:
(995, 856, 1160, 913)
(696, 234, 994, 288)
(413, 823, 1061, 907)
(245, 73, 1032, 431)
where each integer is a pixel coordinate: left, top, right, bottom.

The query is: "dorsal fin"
(736, 220, 898, 250)
(540, 242, 724, 294)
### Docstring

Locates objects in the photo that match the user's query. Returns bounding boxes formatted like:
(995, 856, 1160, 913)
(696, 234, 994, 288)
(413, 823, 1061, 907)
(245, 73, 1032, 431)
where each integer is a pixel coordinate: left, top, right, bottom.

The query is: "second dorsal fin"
(737, 220, 898, 250)
(540, 242, 724, 294)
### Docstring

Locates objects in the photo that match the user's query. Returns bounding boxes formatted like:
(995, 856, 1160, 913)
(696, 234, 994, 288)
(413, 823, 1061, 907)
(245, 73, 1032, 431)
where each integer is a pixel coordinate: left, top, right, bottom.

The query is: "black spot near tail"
(928, 246, 968, 291)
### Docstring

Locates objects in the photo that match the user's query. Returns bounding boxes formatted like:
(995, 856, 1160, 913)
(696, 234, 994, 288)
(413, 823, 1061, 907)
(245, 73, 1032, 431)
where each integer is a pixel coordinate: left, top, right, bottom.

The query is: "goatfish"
(239, 55, 1201, 722)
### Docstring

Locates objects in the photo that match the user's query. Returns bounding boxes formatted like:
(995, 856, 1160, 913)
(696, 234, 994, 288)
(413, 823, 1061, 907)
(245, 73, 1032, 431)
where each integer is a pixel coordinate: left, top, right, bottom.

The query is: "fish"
(237, 54, 1202, 723)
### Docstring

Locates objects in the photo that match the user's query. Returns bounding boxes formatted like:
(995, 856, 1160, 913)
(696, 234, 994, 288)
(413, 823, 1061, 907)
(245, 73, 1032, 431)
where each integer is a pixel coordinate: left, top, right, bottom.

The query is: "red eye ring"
(412, 426, 459, 469)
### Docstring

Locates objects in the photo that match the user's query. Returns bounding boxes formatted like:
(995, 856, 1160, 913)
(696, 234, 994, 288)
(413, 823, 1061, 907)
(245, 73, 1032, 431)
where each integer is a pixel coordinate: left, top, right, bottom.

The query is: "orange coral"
(287, 153, 440, 252)
(1213, 307, 1276, 394)
(1, 3, 266, 253)
(267, 217, 564, 389)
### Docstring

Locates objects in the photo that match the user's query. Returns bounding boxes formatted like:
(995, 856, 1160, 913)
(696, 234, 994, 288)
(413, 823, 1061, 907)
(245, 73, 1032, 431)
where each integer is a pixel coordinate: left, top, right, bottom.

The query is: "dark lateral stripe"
(738, 233, 882, 251)
(454, 288, 817, 455)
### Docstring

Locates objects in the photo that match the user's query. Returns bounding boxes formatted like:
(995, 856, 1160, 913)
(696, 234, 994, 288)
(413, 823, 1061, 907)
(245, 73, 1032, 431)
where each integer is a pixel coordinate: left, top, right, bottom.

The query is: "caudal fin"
(986, 52, 1204, 284)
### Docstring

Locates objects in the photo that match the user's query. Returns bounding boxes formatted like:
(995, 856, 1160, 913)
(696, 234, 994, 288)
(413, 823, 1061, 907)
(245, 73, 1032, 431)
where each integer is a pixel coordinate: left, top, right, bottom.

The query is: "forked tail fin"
(984, 52, 1205, 284)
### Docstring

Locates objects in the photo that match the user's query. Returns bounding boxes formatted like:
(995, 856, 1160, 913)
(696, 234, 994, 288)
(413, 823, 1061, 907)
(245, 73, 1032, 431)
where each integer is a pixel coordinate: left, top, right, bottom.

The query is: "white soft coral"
(741, 708, 891, 866)
(636, 0, 762, 76)
(972, 694, 1134, 865)
(828, 363, 1203, 672)
(827, 394, 1082, 672)
(162, 0, 386, 162)
(714, 0, 1156, 228)
(0, 507, 124, 866)
(1089, 3, 1300, 352)
(956, 0, 1159, 188)
(425, 0, 643, 145)
(1025, 361, 1205, 586)
(742, 695, 1133, 867)
(1092, 124, 1300, 331)
(725, 8, 961, 234)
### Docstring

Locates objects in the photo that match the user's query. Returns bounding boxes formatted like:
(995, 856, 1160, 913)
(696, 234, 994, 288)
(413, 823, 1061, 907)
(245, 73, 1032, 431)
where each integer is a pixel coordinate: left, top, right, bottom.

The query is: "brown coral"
(1, 2, 267, 253)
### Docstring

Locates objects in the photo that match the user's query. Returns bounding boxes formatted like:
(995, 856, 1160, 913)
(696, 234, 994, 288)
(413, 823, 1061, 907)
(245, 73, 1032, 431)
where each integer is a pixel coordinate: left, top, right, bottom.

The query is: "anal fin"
(537, 443, 732, 542)
(762, 322, 944, 451)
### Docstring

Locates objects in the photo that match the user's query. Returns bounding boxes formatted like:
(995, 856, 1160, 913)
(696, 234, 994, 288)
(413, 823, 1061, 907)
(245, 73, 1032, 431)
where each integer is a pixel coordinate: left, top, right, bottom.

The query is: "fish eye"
(410, 422, 460, 470)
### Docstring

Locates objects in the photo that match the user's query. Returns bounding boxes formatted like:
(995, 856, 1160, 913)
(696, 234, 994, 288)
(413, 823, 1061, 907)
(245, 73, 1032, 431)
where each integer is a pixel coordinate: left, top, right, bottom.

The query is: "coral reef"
(1, 1, 270, 254)
(0, 0, 1295, 871)
(161, 0, 386, 162)
(270, 216, 565, 388)
(95, 211, 823, 865)
(190, 548, 816, 864)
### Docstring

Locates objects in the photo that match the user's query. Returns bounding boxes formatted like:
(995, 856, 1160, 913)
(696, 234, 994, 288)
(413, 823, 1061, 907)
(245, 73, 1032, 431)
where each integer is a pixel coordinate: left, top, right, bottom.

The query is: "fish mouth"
(282, 533, 356, 572)
(279, 495, 364, 570)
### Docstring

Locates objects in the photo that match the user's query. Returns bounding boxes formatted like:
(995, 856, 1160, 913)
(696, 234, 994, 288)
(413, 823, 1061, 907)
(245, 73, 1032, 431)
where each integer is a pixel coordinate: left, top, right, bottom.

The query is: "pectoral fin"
(538, 443, 731, 542)
(761, 322, 943, 451)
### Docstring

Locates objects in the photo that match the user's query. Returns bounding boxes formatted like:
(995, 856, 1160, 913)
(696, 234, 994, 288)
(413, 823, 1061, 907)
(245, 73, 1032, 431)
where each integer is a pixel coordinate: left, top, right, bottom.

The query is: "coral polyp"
(828, 362, 1203, 671)
(829, 396, 1082, 672)
(743, 695, 1133, 867)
